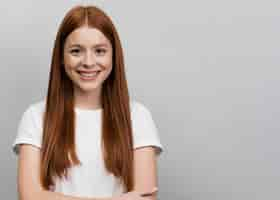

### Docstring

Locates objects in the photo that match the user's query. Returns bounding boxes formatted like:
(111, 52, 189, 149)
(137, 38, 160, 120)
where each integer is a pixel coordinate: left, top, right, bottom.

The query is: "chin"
(77, 83, 101, 92)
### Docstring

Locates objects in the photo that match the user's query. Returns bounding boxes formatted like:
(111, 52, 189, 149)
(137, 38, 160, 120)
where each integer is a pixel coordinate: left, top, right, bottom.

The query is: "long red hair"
(40, 5, 134, 192)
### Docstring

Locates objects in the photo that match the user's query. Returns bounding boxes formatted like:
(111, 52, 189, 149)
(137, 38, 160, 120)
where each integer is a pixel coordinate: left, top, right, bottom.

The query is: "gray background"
(2, 0, 280, 199)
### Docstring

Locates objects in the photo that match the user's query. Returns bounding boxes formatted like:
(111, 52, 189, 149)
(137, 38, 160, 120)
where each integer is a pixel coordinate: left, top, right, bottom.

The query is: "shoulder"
(21, 98, 46, 128)
(25, 98, 46, 116)
(130, 99, 152, 115)
(129, 99, 163, 154)
(12, 99, 46, 155)
(129, 99, 156, 124)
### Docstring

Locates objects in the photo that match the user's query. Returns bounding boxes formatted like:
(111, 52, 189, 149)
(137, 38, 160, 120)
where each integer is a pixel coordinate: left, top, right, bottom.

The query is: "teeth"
(79, 71, 99, 77)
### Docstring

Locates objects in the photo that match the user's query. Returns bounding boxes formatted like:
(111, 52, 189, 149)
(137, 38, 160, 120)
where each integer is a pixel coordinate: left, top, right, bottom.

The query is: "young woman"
(12, 5, 163, 200)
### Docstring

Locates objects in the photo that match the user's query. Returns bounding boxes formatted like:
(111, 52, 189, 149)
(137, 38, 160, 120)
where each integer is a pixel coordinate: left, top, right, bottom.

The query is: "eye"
(96, 48, 106, 55)
(70, 49, 81, 54)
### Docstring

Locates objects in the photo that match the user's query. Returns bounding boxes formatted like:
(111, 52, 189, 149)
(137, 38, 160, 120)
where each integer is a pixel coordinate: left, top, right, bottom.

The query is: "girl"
(12, 5, 163, 200)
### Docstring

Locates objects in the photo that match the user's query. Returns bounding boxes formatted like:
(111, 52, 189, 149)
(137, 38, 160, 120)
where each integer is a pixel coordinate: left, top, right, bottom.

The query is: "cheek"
(64, 66, 76, 82)
(99, 58, 113, 80)
(63, 58, 79, 79)
(64, 56, 79, 68)
(64, 63, 76, 78)
(100, 55, 113, 69)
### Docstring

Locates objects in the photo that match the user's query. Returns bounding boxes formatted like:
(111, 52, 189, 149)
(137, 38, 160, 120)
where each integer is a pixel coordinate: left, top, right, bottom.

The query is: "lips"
(77, 70, 101, 73)
(77, 70, 101, 80)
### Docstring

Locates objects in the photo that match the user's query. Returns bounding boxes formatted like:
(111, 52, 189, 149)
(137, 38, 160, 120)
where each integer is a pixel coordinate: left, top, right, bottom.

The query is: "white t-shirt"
(12, 99, 164, 198)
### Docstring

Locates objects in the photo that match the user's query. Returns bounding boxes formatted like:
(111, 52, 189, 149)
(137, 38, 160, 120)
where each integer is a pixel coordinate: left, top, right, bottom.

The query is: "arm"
(133, 146, 160, 200)
(33, 190, 112, 200)
(35, 190, 111, 200)
(17, 145, 115, 200)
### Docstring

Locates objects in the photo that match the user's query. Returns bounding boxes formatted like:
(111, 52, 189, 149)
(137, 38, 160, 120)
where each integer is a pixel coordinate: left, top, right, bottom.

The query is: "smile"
(77, 71, 101, 80)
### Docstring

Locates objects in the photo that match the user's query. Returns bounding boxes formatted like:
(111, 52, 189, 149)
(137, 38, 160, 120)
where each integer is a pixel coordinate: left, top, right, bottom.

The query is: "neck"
(74, 86, 102, 110)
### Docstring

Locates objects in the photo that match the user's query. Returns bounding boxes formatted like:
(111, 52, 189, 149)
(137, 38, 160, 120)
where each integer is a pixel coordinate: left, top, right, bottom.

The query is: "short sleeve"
(12, 104, 42, 155)
(131, 101, 164, 157)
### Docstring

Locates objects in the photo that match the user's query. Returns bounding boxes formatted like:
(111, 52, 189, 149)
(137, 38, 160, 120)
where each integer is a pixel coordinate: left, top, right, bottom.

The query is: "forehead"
(65, 26, 111, 47)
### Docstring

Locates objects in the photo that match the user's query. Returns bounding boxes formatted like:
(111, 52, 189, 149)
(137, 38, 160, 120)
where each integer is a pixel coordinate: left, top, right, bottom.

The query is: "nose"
(82, 51, 96, 67)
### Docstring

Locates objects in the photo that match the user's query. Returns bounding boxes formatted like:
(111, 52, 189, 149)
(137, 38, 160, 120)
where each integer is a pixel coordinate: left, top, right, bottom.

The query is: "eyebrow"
(68, 43, 109, 48)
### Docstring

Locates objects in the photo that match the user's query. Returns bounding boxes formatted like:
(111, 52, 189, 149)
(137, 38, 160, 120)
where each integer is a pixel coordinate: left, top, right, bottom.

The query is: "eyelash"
(70, 49, 106, 55)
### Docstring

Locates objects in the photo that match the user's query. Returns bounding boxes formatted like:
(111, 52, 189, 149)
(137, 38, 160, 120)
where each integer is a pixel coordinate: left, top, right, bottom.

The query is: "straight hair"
(40, 5, 134, 192)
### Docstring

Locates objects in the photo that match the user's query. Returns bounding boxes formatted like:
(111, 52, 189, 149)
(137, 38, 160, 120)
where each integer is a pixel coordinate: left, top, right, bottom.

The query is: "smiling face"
(63, 26, 113, 95)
